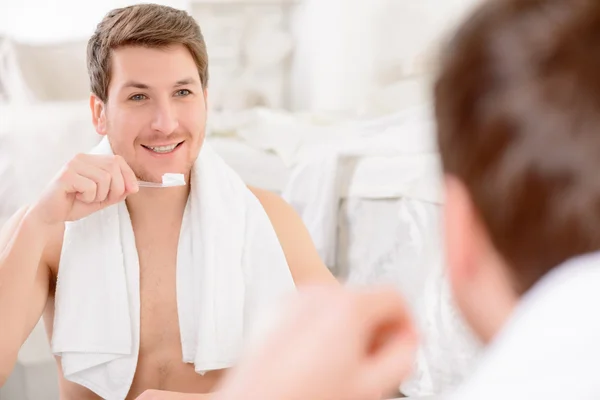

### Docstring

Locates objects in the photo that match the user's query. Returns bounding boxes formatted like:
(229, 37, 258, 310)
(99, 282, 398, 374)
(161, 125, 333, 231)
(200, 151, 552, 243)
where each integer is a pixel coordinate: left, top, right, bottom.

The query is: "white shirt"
(449, 252, 600, 400)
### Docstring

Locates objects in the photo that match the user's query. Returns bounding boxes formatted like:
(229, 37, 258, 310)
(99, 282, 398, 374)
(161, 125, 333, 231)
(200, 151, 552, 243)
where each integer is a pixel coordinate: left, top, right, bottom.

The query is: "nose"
(150, 98, 179, 135)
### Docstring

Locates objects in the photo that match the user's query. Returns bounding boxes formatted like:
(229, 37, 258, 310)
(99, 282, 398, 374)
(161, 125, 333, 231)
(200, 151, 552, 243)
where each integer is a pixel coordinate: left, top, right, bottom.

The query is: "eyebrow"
(122, 81, 150, 90)
(121, 77, 199, 90)
(174, 77, 198, 87)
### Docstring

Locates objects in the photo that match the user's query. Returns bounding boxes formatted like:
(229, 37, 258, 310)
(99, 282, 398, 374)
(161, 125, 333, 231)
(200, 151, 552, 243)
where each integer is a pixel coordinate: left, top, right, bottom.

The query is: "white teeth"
(147, 144, 178, 153)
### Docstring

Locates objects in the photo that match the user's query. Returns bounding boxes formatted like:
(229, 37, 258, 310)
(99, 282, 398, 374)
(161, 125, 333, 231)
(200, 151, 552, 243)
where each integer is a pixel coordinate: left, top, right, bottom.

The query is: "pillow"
(0, 38, 89, 103)
(0, 101, 101, 228)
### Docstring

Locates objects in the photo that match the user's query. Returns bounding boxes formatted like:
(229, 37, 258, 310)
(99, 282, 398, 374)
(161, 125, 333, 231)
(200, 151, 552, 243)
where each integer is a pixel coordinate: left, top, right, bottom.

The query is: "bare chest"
(48, 222, 225, 399)
(136, 229, 180, 352)
(127, 226, 225, 396)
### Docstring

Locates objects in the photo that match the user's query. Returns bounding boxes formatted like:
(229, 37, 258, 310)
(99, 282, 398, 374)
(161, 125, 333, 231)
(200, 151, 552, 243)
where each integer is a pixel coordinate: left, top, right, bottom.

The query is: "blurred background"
(0, 0, 482, 113)
(0, 1, 483, 399)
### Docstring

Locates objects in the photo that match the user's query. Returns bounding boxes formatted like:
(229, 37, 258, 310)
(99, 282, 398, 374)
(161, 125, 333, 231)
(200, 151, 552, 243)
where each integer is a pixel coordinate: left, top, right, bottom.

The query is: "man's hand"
(27, 154, 139, 227)
(216, 286, 418, 400)
(135, 390, 213, 399)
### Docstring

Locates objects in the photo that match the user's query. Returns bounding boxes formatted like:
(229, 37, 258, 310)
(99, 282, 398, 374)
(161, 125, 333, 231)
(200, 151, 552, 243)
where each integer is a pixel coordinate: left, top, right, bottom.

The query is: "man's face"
(92, 44, 207, 182)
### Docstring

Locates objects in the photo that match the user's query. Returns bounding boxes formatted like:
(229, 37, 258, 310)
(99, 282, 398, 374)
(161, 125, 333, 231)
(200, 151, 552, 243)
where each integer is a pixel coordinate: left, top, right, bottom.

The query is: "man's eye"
(175, 89, 191, 97)
(130, 94, 147, 101)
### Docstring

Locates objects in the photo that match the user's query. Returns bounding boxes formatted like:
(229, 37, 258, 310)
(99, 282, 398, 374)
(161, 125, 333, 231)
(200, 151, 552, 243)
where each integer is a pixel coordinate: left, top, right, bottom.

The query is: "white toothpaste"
(161, 173, 186, 187)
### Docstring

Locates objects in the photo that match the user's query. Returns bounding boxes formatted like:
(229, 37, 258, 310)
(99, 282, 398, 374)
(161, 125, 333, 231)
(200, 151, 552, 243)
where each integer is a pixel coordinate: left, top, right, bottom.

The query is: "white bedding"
(207, 136, 289, 193)
(339, 197, 482, 396)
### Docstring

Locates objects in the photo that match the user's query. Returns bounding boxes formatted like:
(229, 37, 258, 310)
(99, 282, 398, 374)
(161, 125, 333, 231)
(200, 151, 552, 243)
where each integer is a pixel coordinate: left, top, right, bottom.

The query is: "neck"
(125, 184, 190, 225)
(479, 286, 518, 343)
(475, 254, 520, 343)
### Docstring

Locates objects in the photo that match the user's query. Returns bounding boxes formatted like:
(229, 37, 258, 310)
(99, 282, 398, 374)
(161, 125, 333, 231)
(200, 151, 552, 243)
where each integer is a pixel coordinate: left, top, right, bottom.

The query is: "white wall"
(0, 0, 189, 43)
(291, 0, 485, 113)
(291, 0, 378, 112)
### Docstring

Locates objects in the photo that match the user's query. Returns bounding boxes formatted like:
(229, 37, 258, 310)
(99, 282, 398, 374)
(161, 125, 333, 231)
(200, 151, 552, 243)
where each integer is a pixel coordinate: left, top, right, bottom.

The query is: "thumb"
(359, 322, 419, 397)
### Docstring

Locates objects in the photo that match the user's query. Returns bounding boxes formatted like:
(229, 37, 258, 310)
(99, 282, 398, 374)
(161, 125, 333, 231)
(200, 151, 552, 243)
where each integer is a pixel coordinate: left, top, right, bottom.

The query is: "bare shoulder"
(0, 207, 63, 272)
(8, 206, 65, 284)
(248, 186, 338, 286)
(248, 186, 293, 219)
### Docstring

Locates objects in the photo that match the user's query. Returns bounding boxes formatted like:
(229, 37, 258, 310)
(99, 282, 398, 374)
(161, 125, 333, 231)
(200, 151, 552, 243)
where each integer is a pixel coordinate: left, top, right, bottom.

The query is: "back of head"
(87, 3, 209, 102)
(435, 0, 600, 294)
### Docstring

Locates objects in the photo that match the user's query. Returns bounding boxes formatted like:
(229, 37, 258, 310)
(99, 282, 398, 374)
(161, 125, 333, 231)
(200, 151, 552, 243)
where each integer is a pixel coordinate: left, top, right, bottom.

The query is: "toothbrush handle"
(137, 180, 186, 188)
(137, 181, 166, 188)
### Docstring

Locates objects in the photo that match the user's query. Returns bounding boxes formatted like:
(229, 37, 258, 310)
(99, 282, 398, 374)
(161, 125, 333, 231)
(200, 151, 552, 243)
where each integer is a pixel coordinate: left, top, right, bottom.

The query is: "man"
(0, 4, 335, 399)
(212, 0, 600, 399)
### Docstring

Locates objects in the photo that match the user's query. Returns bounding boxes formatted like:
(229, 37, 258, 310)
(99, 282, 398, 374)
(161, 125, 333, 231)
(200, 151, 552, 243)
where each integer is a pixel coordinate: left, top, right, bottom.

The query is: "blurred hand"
(135, 390, 173, 400)
(135, 389, 216, 399)
(217, 286, 418, 400)
(27, 154, 138, 227)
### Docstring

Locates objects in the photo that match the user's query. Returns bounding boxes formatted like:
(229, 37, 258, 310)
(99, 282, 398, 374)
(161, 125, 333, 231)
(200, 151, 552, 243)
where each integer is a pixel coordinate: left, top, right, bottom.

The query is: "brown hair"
(435, 0, 600, 293)
(87, 3, 209, 102)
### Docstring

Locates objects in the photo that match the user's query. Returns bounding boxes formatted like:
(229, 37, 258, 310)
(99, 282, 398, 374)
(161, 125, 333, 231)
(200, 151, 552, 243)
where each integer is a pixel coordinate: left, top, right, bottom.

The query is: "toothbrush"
(137, 173, 186, 188)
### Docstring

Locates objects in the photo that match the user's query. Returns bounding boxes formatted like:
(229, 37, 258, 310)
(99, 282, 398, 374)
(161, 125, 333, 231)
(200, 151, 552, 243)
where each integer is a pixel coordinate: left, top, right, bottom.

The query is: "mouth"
(141, 141, 184, 154)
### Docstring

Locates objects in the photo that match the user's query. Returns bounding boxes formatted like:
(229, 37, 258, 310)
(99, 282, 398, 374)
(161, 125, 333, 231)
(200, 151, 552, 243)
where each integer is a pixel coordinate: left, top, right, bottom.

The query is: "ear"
(90, 94, 108, 136)
(444, 175, 480, 287)
(203, 87, 208, 110)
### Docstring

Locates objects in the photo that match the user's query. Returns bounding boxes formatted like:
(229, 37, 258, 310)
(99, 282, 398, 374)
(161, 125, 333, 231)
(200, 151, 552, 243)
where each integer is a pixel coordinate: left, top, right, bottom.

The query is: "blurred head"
(87, 4, 209, 182)
(435, 0, 600, 342)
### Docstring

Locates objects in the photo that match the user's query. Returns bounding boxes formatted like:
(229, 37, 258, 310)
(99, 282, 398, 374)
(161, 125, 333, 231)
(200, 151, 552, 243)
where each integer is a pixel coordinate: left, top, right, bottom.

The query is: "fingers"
(104, 158, 126, 203)
(66, 172, 97, 204)
(354, 287, 412, 330)
(355, 288, 419, 396)
(97, 155, 139, 201)
(114, 155, 139, 194)
(63, 154, 138, 204)
(361, 322, 418, 395)
(73, 161, 112, 203)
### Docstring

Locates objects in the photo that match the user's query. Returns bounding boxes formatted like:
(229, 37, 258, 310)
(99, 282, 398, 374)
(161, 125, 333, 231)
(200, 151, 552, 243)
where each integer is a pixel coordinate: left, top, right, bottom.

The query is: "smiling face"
(91, 44, 207, 182)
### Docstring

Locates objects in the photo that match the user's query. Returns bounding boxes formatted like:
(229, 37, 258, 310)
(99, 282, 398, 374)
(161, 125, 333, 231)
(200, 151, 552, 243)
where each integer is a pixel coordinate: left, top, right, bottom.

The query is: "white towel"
(449, 251, 600, 400)
(51, 137, 296, 400)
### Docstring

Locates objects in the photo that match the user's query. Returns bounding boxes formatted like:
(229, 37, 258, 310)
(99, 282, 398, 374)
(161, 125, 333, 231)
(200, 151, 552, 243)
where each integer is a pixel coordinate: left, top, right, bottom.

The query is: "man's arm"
(248, 187, 338, 286)
(0, 207, 54, 386)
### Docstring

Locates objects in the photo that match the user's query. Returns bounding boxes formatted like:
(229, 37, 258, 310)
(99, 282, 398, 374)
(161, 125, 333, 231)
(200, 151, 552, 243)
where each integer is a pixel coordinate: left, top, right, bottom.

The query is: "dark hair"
(87, 3, 209, 102)
(435, 0, 600, 293)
